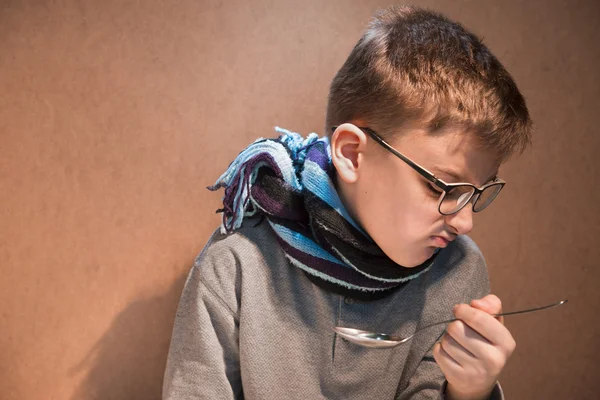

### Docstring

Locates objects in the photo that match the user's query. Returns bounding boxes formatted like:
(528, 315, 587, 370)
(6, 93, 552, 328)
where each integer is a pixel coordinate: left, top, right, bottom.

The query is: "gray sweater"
(163, 216, 504, 399)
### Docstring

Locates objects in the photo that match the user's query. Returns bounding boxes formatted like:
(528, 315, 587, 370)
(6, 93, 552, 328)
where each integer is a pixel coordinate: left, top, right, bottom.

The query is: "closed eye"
(425, 181, 442, 197)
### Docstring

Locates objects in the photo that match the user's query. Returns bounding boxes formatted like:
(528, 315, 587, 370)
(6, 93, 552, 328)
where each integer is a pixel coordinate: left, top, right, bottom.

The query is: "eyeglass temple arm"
(359, 127, 450, 189)
(330, 126, 448, 188)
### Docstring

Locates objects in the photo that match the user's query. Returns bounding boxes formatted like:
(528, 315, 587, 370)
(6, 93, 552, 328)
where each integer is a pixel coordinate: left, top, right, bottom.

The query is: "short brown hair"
(325, 5, 532, 161)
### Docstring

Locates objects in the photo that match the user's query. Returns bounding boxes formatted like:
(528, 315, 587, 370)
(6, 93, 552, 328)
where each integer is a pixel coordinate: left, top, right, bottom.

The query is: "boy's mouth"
(431, 235, 451, 248)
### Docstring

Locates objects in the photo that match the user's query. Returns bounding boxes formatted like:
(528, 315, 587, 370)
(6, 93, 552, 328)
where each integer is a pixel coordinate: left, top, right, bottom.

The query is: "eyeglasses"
(331, 126, 505, 216)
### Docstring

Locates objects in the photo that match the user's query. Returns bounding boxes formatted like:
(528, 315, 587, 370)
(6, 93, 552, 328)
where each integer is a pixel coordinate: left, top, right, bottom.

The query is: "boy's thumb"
(470, 296, 500, 313)
(470, 295, 504, 323)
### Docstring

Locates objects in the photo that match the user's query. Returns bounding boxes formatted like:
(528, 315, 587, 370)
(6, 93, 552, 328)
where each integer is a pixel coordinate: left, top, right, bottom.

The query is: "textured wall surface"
(1, 1, 598, 399)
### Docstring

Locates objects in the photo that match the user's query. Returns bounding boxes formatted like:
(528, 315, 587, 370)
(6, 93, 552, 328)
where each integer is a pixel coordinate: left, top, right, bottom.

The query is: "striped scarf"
(208, 127, 437, 299)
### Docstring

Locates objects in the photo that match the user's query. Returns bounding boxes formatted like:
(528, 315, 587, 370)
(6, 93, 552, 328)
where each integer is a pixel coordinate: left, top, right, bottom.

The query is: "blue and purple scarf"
(208, 127, 437, 299)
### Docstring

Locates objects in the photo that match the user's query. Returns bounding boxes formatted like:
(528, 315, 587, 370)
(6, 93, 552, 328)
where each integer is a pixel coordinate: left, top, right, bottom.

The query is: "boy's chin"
(390, 247, 437, 268)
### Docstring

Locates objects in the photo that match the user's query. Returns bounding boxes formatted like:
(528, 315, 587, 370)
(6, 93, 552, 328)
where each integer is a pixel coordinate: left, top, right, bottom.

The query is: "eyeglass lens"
(440, 184, 503, 214)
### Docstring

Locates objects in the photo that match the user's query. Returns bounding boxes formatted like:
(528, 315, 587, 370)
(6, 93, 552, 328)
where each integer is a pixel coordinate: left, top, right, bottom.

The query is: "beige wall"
(1, 1, 598, 399)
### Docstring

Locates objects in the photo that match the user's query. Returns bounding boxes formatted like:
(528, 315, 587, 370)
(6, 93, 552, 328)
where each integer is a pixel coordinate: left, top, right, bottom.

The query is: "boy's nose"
(445, 205, 474, 235)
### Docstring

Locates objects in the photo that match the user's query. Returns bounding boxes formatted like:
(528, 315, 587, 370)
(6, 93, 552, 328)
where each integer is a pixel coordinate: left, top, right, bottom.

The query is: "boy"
(163, 5, 531, 400)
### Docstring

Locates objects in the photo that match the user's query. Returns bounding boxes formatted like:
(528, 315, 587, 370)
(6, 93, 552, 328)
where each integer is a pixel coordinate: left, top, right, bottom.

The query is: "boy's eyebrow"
(431, 166, 462, 182)
(432, 166, 498, 186)
(485, 173, 499, 183)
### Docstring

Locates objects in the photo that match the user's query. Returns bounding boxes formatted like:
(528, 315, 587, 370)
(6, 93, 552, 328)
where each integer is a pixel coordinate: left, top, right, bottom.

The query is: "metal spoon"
(334, 299, 568, 349)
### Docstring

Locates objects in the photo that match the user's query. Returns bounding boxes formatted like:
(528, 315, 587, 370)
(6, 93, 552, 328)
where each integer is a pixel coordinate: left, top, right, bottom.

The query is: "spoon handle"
(416, 299, 568, 335)
(492, 299, 568, 318)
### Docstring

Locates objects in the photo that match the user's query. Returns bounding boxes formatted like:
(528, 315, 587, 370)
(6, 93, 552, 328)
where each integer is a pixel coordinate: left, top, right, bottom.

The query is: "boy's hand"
(433, 294, 516, 400)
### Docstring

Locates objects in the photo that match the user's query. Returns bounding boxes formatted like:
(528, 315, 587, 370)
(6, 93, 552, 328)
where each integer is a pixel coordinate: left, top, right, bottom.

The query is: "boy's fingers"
(433, 341, 462, 373)
(446, 320, 491, 358)
(453, 303, 509, 345)
(440, 331, 475, 365)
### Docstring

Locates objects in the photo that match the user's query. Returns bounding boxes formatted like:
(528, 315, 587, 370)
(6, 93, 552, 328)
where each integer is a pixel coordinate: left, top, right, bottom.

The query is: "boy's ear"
(330, 123, 369, 184)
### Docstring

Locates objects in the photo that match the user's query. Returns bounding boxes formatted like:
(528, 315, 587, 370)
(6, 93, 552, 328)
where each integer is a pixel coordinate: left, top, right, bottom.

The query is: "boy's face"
(331, 123, 501, 267)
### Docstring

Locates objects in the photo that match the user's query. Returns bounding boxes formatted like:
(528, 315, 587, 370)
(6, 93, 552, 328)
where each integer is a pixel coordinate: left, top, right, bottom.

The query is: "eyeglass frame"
(330, 125, 506, 216)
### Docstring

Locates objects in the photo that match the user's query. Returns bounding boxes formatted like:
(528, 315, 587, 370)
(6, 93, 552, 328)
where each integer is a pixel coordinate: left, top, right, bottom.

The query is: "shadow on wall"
(70, 269, 189, 400)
